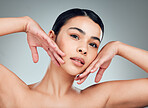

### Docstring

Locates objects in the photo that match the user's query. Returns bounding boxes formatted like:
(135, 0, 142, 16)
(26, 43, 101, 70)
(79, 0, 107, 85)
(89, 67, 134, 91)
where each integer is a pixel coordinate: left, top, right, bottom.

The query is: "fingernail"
(60, 51, 65, 56)
(76, 74, 80, 78)
(51, 41, 56, 47)
(92, 67, 98, 72)
(74, 77, 79, 80)
(77, 81, 81, 85)
(61, 60, 65, 64)
(90, 69, 94, 72)
(95, 79, 99, 83)
(54, 62, 60, 67)
(62, 53, 66, 56)
(79, 73, 83, 77)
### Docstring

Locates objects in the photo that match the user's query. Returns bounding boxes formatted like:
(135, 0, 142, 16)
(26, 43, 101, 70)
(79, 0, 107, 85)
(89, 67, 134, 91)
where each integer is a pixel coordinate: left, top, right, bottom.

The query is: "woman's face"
(55, 16, 102, 76)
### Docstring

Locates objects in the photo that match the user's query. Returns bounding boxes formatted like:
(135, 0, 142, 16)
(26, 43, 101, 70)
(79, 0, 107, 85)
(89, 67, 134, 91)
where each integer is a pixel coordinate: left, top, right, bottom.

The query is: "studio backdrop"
(0, 0, 148, 90)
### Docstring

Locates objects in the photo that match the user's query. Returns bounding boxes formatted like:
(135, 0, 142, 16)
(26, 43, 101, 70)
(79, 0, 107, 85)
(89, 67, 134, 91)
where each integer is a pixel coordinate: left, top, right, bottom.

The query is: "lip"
(70, 57, 85, 67)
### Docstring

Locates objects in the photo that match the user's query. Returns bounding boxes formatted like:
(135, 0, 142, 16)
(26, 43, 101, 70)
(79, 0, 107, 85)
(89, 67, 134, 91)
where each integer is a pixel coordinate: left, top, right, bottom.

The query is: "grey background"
(0, 0, 148, 92)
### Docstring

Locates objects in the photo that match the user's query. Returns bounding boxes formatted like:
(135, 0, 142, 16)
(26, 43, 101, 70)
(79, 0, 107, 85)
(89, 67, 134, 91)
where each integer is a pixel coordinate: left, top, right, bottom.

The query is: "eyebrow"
(68, 27, 101, 43)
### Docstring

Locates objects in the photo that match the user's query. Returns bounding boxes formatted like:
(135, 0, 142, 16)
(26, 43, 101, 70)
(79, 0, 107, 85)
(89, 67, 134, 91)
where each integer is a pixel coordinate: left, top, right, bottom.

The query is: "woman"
(0, 8, 148, 108)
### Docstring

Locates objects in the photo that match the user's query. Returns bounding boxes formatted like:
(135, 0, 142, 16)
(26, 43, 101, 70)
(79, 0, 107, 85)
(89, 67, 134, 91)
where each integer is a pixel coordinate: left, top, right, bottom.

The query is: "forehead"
(61, 16, 102, 38)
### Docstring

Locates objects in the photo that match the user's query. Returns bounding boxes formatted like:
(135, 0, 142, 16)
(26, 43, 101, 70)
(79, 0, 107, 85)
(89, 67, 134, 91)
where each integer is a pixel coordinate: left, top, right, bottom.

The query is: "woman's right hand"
(25, 17, 65, 66)
(75, 41, 119, 84)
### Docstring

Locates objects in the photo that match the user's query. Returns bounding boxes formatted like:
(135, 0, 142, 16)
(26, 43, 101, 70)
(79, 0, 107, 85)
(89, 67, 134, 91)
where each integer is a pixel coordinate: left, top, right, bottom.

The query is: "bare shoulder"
(81, 78, 148, 108)
(80, 80, 114, 107)
(0, 64, 29, 88)
(28, 82, 40, 89)
(0, 64, 30, 107)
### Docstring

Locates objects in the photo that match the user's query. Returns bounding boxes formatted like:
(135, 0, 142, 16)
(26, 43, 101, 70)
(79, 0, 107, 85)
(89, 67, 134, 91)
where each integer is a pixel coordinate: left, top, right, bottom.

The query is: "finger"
(90, 58, 105, 73)
(79, 59, 98, 78)
(40, 33, 65, 57)
(44, 36, 65, 57)
(41, 40, 65, 63)
(39, 31, 56, 48)
(30, 46, 39, 63)
(74, 74, 81, 80)
(77, 75, 88, 85)
(74, 78, 79, 81)
(46, 48, 60, 67)
(50, 48, 65, 64)
(50, 41, 66, 57)
(52, 51, 65, 64)
(74, 76, 80, 80)
(74, 75, 80, 81)
(42, 45, 60, 66)
(43, 35, 57, 49)
(77, 73, 89, 84)
(95, 68, 106, 83)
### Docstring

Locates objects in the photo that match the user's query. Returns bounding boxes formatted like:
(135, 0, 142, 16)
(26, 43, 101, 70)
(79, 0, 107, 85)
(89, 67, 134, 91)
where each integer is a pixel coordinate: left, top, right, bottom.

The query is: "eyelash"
(70, 34, 79, 40)
(89, 43, 98, 48)
(70, 34, 98, 48)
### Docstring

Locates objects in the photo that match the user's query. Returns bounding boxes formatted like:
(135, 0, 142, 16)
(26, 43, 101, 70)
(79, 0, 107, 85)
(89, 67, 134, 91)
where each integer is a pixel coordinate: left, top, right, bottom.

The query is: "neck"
(33, 62, 75, 98)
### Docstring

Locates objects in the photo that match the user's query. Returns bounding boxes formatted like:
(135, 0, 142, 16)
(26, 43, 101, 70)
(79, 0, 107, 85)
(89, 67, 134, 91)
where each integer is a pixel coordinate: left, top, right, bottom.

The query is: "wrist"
(114, 41, 122, 56)
(22, 16, 31, 32)
(111, 41, 122, 55)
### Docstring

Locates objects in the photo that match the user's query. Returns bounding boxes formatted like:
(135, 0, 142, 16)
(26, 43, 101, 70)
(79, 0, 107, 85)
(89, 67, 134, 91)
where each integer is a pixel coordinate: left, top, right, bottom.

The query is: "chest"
(17, 98, 105, 108)
(1, 91, 106, 108)
(19, 95, 106, 108)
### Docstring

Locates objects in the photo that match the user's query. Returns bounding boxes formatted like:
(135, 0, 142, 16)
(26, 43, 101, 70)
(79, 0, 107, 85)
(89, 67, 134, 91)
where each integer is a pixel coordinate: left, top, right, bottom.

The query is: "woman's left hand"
(25, 16, 65, 65)
(75, 41, 120, 84)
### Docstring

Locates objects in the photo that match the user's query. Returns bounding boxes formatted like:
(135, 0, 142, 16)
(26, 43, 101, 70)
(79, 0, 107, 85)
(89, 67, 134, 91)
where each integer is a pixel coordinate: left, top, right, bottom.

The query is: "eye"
(89, 43, 98, 48)
(70, 34, 79, 40)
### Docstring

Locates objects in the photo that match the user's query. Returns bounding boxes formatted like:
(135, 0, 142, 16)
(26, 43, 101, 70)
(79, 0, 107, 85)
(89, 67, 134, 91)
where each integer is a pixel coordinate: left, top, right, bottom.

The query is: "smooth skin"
(0, 16, 65, 65)
(0, 16, 148, 108)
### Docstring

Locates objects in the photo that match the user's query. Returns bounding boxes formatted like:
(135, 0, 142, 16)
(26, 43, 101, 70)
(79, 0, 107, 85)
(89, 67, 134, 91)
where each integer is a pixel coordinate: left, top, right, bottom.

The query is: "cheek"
(56, 39, 83, 75)
(57, 40, 71, 56)
(56, 34, 72, 52)
(57, 34, 77, 55)
(85, 50, 98, 66)
(56, 35, 98, 75)
(56, 38, 64, 51)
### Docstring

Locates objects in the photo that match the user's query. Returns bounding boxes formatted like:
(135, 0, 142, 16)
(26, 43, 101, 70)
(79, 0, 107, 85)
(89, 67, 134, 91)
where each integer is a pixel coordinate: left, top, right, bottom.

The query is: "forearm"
(117, 41, 148, 72)
(0, 16, 29, 36)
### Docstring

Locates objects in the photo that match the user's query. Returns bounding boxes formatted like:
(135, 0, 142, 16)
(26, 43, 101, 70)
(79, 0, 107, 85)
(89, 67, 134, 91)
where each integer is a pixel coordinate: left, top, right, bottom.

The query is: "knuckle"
(43, 47, 48, 51)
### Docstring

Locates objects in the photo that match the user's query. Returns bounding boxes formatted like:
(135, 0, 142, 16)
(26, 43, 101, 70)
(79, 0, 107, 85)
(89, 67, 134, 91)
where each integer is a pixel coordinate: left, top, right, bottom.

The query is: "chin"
(61, 62, 86, 76)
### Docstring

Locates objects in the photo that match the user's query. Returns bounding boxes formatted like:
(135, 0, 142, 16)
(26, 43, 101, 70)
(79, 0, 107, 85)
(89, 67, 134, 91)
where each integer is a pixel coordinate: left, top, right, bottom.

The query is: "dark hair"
(52, 8, 104, 42)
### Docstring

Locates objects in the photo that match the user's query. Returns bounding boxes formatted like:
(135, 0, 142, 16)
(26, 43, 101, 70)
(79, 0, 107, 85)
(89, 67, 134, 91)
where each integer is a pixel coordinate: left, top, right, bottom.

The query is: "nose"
(77, 47, 87, 55)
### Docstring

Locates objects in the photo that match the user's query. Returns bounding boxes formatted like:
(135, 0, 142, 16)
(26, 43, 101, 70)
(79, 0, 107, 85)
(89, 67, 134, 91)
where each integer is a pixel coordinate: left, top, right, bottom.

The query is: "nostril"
(79, 49, 82, 52)
(84, 52, 87, 54)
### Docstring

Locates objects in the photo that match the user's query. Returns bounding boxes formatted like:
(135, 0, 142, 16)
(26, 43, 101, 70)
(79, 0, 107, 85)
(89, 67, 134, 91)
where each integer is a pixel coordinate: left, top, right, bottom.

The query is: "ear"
(48, 30, 56, 41)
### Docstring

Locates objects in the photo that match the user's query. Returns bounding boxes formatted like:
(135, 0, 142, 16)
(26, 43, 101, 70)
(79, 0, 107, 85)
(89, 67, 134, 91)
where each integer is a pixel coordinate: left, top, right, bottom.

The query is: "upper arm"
(0, 64, 27, 89)
(81, 78, 148, 108)
(80, 82, 112, 107)
(106, 78, 148, 108)
(0, 64, 28, 97)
